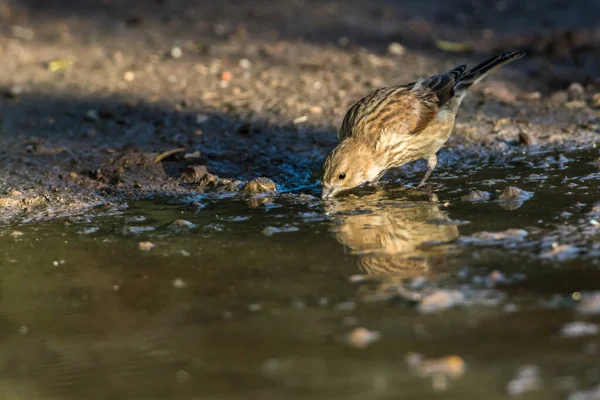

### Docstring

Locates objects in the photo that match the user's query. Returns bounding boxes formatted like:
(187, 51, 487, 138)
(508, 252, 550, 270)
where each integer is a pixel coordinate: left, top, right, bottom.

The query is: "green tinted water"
(1, 148, 599, 399)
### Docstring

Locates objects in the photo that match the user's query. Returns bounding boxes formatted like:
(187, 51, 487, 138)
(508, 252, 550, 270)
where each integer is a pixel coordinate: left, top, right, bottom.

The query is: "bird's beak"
(321, 184, 336, 199)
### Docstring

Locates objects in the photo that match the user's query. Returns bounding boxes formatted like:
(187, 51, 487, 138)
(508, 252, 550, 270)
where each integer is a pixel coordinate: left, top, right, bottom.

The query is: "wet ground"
(1, 148, 600, 399)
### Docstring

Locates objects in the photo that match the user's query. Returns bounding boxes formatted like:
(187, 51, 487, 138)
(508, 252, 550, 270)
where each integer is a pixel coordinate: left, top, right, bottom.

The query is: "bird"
(320, 51, 526, 199)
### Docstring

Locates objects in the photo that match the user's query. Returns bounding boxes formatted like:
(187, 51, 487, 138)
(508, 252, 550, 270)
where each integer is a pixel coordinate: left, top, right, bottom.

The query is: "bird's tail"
(454, 51, 525, 94)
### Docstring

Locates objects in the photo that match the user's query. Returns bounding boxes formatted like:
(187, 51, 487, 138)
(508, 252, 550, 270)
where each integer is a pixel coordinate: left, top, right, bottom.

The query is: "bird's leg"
(417, 154, 438, 188)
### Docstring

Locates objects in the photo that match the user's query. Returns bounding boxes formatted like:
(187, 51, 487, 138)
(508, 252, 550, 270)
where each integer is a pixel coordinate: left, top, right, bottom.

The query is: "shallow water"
(1, 148, 600, 399)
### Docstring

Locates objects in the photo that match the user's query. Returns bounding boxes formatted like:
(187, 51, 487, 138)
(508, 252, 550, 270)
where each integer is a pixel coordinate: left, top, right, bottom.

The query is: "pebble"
(560, 321, 599, 338)
(461, 190, 491, 202)
(10, 231, 23, 237)
(172, 278, 187, 289)
(506, 365, 542, 396)
(221, 71, 232, 82)
(168, 219, 197, 230)
(138, 241, 155, 251)
(238, 58, 251, 69)
(123, 71, 135, 81)
(243, 177, 277, 195)
(458, 229, 528, 246)
(170, 46, 183, 58)
(387, 42, 406, 56)
(262, 225, 299, 236)
(519, 131, 536, 146)
(498, 186, 533, 202)
(540, 243, 579, 261)
(345, 327, 381, 349)
(568, 384, 600, 400)
(84, 109, 100, 122)
(576, 292, 600, 315)
(3, 85, 24, 98)
(418, 290, 465, 314)
(567, 82, 586, 101)
(592, 93, 600, 108)
(11, 25, 35, 40)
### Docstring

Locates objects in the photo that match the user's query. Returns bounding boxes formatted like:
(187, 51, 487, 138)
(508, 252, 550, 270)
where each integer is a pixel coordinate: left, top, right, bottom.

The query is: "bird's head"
(320, 139, 384, 199)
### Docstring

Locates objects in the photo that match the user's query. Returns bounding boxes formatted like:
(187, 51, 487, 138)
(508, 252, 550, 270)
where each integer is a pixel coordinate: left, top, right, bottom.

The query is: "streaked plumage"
(321, 52, 526, 199)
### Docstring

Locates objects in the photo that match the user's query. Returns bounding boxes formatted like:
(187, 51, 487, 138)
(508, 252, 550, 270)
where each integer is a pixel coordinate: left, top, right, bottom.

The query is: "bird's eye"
(338, 172, 346, 180)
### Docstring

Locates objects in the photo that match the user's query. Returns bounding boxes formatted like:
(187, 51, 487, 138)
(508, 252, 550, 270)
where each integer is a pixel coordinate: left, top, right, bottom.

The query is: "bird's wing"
(338, 87, 435, 141)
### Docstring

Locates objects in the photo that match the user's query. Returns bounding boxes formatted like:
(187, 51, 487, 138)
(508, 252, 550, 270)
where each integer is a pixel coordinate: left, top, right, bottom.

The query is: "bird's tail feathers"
(454, 51, 525, 94)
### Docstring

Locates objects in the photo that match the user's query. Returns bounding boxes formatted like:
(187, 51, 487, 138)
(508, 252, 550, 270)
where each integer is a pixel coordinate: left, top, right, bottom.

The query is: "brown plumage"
(321, 52, 526, 199)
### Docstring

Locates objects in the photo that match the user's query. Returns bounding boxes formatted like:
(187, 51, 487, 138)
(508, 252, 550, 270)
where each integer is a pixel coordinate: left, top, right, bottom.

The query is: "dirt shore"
(1, 0, 599, 222)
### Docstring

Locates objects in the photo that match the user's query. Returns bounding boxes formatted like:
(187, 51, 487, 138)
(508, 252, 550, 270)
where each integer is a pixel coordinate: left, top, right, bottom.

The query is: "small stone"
(138, 241, 155, 251)
(172, 278, 187, 289)
(345, 327, 381, 349)
(387, 42, 406, 56)
(506, 365, 541, 396)
(11, 25, 35, 40)
(181, 165, 209, 183)
(248, 303, 263, 312)
(461, 190, 491, 202)
(565, 100, 587, 109)
(418, 290, 465, 314)
(576, 292, 600, 315)
(221, 71, 232, 82)
(550, 91, 569, 104)
(338, 36, 350, 47)
(238, 58, 251, 69)
(183, 151, 201, 160)
(410, 354, 466, 379)
(168, 219, 197, 230)
(170, 46, 183, 58)
(498, 186, 533, 210)
(293, 115, 308, 124)
(518, 91, 541, 101)
(10, 231, 24, 237)
(3, 85, 24, 98)
(560, 321, 599, 338)
(195, 114, 210, 124)
(519, 131, 536, 146)
(591, 93, 600, 108)
(84, 109, 100, 122)
(540, 243, 579, 261)
(458, 229, 528, 246)
(567, 82, 586, 101)
(243, 177, 277, 195)
(123, 71, 135, 81)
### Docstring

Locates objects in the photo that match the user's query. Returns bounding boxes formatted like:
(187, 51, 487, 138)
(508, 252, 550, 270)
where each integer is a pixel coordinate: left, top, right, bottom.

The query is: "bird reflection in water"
(325, 191, 460, 296)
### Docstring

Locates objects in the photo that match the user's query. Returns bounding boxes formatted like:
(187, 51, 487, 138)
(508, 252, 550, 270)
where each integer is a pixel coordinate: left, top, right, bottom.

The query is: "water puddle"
(1, 148, 600, 399)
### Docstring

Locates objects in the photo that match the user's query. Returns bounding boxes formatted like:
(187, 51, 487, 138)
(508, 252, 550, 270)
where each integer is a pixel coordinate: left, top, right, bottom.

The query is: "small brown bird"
(321, 51, 525, 199)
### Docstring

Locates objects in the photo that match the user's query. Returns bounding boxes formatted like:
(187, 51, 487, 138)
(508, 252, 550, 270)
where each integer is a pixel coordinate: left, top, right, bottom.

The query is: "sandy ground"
(0, 0, 599, 222)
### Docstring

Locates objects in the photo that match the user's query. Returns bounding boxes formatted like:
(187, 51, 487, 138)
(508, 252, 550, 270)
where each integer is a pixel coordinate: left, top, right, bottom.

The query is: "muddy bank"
(1, 0, 600, 222)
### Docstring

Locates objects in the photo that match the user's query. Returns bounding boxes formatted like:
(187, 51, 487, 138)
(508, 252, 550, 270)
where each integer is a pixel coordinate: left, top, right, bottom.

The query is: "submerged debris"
(498, 187, 533, 210)
(243, 177, 277, 195)
(541, 243, 580, 261)
(560, 321, 599, 338)
(406, 353, 466, 391)
(461, 190, 491, 202)
(506, 365, 542, 396)
(458, 229, 528, 246)
(168, 219, 197, 230)
(345, 327, 381, 349)
(568, 384, 600, 400)
(418, 289, 465, 314)
(181, 165, 209, 183)
(576, 292, 600, 315)
(138, 241, 155, 251)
